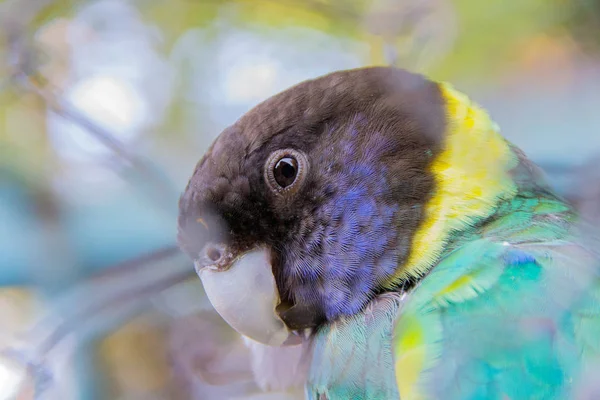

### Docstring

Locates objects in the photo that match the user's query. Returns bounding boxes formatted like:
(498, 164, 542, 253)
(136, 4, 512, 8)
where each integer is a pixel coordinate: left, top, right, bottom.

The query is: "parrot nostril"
(195, 243, 229, 272)
(206, 246, 222, 262)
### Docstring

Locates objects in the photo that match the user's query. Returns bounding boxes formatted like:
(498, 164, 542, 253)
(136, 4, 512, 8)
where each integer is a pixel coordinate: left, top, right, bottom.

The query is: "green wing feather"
(394, 192, 600, 400)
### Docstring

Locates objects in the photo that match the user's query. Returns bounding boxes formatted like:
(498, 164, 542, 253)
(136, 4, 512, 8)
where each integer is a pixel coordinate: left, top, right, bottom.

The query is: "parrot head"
(177, 67, 516, 345)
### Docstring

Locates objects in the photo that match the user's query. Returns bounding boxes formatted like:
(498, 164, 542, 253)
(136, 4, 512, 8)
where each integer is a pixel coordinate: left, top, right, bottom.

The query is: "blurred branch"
(91, 245, 182, 281)
(2, 246, 194, 398)
(18, 73, 179, 209)
(0, 0, 55, 81)
(2, 0, 180, 212)
(36, 249, 192, 357)
(19, 75, 145, 169)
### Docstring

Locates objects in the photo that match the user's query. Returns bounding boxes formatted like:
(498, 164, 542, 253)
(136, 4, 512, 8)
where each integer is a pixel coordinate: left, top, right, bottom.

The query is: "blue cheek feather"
(304, 156, 400, 319)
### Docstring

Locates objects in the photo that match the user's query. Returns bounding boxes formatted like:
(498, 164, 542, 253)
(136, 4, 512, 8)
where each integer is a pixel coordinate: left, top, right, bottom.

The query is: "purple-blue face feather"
(281, 123, 403, 321)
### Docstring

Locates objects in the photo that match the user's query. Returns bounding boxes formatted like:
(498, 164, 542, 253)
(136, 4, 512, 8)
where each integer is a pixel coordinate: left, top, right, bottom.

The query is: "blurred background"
(0, 0, 599, 399)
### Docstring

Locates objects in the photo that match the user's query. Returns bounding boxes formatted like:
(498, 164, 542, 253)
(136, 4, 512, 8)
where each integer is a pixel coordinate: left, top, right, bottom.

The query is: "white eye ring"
(264, 148, 309, 196)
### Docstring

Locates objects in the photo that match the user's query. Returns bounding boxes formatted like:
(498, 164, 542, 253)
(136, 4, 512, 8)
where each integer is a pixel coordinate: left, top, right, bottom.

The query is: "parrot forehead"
(232, 66, 447, 154)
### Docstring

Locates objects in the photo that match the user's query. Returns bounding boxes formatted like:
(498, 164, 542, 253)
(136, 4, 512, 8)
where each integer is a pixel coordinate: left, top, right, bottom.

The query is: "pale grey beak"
(195, 247, 301, 347)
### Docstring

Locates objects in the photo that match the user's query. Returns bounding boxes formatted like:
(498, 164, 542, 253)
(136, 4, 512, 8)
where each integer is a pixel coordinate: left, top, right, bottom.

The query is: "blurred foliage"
(433, 0, 566, 79)
(564, 0, 600, 53)
(1, 0, 599, 178)
(140, 0, 369, 43)
(0, 0, 587, 185)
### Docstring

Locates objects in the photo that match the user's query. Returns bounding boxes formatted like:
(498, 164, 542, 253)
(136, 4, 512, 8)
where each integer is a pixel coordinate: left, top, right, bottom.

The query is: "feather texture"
(305, 83, 600, 400)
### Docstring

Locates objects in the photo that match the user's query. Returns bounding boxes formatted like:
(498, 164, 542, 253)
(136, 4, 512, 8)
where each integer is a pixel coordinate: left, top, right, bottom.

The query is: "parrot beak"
(194, 246, 302, 347)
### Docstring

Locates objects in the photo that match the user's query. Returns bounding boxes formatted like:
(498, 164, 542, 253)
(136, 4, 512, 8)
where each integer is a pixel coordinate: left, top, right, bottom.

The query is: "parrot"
(176, 66, 600, 400)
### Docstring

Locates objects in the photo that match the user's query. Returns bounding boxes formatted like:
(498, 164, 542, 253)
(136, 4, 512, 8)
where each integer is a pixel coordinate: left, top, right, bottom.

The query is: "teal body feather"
(307, 172, 600, 400)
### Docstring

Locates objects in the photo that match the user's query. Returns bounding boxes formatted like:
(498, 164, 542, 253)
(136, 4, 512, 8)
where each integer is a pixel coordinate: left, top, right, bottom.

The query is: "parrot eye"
(265, 149, 308, 195)
(274, 157, 298, 187)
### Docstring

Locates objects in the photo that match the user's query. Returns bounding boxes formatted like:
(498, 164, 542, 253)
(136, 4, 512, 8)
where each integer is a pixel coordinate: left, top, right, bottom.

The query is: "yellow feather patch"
(394, 309, 442, 400)
(389, 83, 518, 285)
(431, 264, 505, 308)
(437, 274, 474, 296)
(395, 324, 425, 400)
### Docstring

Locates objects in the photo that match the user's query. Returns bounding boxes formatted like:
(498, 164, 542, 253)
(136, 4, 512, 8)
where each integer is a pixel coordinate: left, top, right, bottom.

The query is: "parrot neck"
(389, 83, 519, 286)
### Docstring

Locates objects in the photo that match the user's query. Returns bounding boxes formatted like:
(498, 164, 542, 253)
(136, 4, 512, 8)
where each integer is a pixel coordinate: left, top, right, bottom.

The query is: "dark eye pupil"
(274, 157, 298, 188)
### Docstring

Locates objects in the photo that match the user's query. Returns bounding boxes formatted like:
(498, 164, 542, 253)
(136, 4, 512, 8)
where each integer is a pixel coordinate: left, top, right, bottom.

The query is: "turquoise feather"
(307, 294, 402, 400)
(306, 167, 600, 400)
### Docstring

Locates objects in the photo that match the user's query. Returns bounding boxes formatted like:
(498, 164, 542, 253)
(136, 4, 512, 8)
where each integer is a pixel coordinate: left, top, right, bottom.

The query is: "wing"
(393, 195, 600, 400)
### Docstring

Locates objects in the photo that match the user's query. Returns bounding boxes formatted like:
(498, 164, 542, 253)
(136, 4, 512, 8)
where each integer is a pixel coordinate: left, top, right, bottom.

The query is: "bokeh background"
(1, 0, 599, 399)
